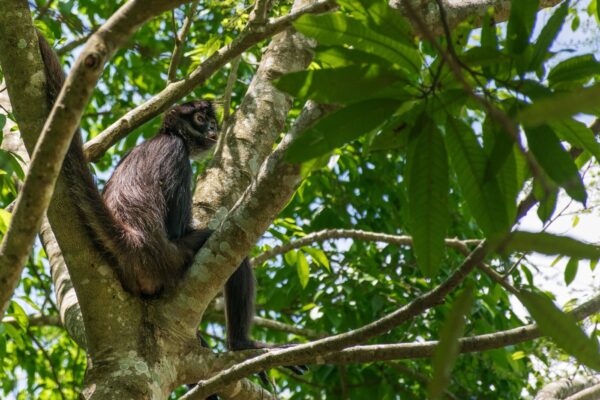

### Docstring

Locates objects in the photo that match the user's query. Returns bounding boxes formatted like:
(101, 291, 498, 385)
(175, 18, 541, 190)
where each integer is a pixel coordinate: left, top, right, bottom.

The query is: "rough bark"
(390, 0, 563, 36)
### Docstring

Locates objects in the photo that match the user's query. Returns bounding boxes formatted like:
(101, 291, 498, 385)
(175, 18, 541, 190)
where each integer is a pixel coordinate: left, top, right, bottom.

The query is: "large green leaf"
(518, 84, 600, 125)
(564, 258, 578, 286)
(505, 231, 600, 259)
(407, 120, 449, 277)
(506, 0, 539, 54)
(549, 119, 600, 164)
(294, 13, 421, 73)
(316, 46, 392, 68)
(285, 99, 402, 162)
(529, 0, 569, 70)
(518, 290, 600, 371)
(429, 285, 474, 400)
(274, 65, 403, 104)
(524, 125, 586, 203)
(482, 119, 519, 223)
(548, 54, 600, 87)
(445, 118, 510, 235)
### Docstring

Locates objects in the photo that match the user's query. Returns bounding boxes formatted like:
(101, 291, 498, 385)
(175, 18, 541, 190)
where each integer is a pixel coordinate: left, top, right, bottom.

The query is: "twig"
(167, 1, 200, 84)
(26, 328, 67, 400)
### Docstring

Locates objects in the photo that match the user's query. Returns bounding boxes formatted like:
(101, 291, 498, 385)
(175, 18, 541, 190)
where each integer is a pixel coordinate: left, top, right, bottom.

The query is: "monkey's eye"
(192, 112, 205, 127)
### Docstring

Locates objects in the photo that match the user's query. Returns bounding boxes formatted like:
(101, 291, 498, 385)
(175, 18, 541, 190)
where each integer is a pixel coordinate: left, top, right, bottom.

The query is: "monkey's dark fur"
(36, 33, 262, 354)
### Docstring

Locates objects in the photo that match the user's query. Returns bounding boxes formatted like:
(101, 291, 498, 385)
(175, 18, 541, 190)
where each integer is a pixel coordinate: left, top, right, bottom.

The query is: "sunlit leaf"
(524, 125, 586, 203)
(504, 231, 600, 259)
(564, 258, 578, 286)
(407, 120, 449, 277)
(506, 0, 539, 54)
(286, 99, 402, 162)
(518, 290, 600, 371)
(429, 285, 474, 400)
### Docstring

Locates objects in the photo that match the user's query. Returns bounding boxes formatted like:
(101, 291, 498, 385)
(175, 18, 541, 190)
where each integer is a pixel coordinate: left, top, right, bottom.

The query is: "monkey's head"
(162, 100, 218, 160)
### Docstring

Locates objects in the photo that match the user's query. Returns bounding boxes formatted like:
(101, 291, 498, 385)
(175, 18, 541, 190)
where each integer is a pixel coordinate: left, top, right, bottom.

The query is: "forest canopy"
(1, 0, 600, 399)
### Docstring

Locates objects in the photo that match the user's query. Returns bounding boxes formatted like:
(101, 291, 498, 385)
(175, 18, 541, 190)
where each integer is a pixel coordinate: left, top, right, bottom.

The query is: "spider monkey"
(35, 33, 276, 357)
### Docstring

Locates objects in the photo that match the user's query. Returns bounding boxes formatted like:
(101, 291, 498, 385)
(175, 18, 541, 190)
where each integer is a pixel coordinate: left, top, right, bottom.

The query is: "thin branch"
(82, 0, 337, 162)
(250, 228, 517, 294)
(167, 1, 200, 84)
(205, 305, 324, 339)
(248, 0, 273, 25)
(2, 313, 61, 327)
(206, 290, 600, 371)
(26, 328, 67, 400)
(251, 229, 481, 266)
(56, 33, 93, 56)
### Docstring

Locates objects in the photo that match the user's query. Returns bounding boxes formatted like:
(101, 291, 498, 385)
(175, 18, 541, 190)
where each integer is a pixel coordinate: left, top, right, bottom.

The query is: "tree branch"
(390, 0, 563, 36)
(251, 228, 481, 266)
(166, 1, 200, 84)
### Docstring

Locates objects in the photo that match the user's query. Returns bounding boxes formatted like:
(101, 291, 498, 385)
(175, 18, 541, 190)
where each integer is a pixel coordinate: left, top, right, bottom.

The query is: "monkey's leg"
(224, 260, 307, 380)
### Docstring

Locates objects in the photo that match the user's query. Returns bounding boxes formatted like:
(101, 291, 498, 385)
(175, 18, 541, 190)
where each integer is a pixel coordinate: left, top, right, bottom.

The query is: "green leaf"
(482, 119, 519, 223)
(303, 247, 330, 271)
(548, 54, 600, 87)
(564, 258, 579, 286)
(407, 120, 449, 277)
(518, 84, 600, 126)
(518, 290, 600, 371)
(296, 251, 310, 288)
(0, 114, 6, 131)
(534, 180, 558, 223)
(506, 0, 539, 55)
(445, 118, 510, 235)
(549, 119, 600, 164)
(429, 285, 474, 400)
(294, 13, 421, 73)
(284, 250, 298, 266)
(505, 231, 600, 259)
(0, 209, 11, 234)
(524, 125, 586, 203)
(481, 11, 498, 50)
(530, 0, 569, 70)
(316, 46, 391, 68)
(274, 65, 403, 104)
(285, 99, 402, 162)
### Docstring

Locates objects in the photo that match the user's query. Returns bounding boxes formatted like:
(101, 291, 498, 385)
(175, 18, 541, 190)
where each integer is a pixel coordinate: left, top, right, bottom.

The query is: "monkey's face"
(163, 100, 219, 160)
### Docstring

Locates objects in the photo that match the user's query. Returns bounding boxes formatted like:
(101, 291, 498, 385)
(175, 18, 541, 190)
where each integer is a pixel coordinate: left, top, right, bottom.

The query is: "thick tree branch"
(200, 290, 600, 382)
(0, 85, 86, 346)
(83, 0, 336, 162)
(390, 0, 563, 36)
(535, 376, 600, 400)
(183, 241, 490, 398)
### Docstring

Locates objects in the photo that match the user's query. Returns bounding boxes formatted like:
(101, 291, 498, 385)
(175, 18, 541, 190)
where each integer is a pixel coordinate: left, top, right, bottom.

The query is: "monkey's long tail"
(37, 33, 132, 286)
